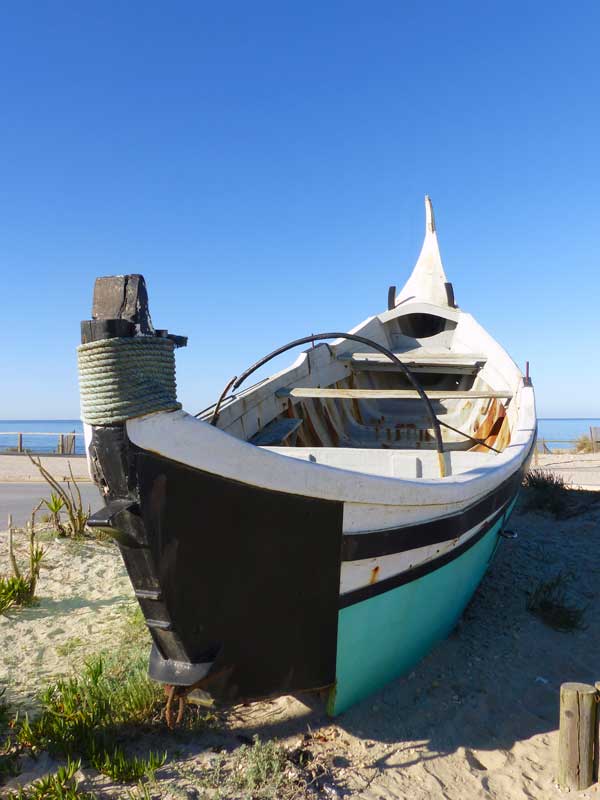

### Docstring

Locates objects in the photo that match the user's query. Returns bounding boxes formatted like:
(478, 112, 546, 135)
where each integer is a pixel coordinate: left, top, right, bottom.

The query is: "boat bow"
(395, 195, 454, 309)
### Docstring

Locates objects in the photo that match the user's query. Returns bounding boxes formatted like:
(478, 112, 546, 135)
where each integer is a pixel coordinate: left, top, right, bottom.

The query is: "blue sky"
(1, 2, 598, 418)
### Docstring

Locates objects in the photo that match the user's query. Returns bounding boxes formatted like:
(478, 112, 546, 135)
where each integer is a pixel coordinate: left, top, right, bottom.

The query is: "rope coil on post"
(77, 336, 181, 425)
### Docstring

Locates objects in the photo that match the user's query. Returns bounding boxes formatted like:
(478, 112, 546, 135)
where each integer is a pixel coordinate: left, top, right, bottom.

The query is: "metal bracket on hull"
(87, 499, 145, 547)
(149, 643, 214, 686)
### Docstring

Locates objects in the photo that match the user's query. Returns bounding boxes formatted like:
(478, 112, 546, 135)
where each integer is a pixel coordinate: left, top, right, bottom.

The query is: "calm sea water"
(0, 420, 85, 455)
(1, 418, 599, 455)
(536, 419, 600, 450)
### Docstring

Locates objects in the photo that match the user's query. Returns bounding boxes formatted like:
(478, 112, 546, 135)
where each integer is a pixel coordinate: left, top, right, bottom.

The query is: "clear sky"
(1, 2, 598, 419)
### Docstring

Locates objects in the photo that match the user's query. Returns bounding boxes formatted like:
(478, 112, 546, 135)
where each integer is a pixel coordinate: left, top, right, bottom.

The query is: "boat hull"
(88, 423, 527, 713)
(330, 500, 515, 714)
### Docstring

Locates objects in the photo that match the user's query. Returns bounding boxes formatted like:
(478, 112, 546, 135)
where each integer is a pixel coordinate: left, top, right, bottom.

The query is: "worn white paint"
(340, 504, 505, 595)
(394, 196, 451, 308)
(125, 195, 536, 545)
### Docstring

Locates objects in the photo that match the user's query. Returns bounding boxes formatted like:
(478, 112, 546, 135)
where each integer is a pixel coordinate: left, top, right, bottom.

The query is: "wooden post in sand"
(558, 682, 598, 790)
(595, 681, 600, 782)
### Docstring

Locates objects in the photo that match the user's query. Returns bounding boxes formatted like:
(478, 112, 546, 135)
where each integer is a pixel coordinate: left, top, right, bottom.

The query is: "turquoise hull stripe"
(330, 499, 516, 715)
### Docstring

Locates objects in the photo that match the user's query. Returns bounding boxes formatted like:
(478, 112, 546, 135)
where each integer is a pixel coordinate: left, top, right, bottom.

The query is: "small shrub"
(522, 469, 568, 516)
(4, 758, 95, 800)
(575, 434, 593, 453)
(90, 747, 165, 783)
(16, 656, 163, 782)
(28, 457, 89, 538)
(0, 576, 36, 615)
(0, 688, 21, 781)
(193, 736, 304, 799)
(230, 736, 288, 794)
(527, 572, 586, 631)
(0, 510, 45, 614)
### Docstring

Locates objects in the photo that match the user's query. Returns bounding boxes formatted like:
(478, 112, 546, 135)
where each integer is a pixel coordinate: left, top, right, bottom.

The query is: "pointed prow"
(393, 196, 456, 309)
(425, 194, 435, 233)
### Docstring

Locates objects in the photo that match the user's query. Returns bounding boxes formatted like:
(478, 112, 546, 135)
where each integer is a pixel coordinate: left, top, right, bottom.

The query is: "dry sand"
(1, 486, 600, 799)
(0, 455, 91, 483)
(535, 453, 600, 491)
(0, 534, 135, 711)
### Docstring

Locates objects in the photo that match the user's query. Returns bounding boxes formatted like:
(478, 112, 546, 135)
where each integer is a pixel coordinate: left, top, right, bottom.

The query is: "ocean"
(0, 420, 85, 455)
(0, 418, 598, 455)
(535, 419, 600, 450)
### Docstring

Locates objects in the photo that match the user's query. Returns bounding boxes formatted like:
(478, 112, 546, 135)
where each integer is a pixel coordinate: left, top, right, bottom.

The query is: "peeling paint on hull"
(329, 499, 516, 715)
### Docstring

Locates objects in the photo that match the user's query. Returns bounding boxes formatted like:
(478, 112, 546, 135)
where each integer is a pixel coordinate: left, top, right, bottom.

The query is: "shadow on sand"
(215, 487, 600, 766)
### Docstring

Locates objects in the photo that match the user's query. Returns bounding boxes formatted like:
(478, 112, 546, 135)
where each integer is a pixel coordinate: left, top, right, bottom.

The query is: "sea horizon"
(1, 417, 599, 456)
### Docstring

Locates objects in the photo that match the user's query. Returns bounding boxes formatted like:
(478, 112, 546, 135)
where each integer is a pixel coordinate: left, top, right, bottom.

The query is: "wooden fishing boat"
(79, 196, 536, 716)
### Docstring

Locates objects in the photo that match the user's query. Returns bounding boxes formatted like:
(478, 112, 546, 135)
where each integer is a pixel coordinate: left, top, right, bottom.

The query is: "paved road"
(0, 483, 102, 527)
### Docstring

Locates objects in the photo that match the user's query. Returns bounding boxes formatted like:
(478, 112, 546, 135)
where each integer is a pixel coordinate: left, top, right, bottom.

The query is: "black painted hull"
(88, 425, 531, 707)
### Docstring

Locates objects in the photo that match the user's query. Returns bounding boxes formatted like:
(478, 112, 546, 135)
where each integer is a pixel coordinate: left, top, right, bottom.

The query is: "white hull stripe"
(340, 502, 507, 596)
(339, 500, 510, 608)
(341, 464, 523, 560)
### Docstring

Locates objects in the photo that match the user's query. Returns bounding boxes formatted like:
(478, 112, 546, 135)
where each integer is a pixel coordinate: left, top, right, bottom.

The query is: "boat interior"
(197, 301, 522, 479)
(197, 199, 524, 480)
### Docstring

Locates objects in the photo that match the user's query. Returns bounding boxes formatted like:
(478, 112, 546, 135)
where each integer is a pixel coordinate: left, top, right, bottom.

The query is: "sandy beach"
(1, 467, 599, 798)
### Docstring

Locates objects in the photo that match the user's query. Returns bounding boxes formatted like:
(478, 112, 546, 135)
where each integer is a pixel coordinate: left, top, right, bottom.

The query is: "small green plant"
(90, 747, 165, 783)
(28, 457, 89, 538)
(192, 736, 305, 799)
(4, 758, 95, 800)
(229, 736, 288, 794)
(527, 572, 587, 631)
(55, 638, 86, 658)
(522, 469, 568, 516)
(15, 655, 164, 785)
(0, 688, 21, 780)
(0, 509, 45, 614)
(0, 575, 36, 615)
(18, 656, 162, 757)
(125, 782, 153, 800)
(43, 494, 67, 538)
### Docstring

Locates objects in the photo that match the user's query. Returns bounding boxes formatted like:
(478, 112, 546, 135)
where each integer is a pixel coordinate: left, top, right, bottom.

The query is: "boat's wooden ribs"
(276, 387, 513, 400)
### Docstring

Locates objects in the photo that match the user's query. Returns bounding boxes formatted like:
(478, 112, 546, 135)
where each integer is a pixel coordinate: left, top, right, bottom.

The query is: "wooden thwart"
(558, 682, 598, 790)
(343, 352, 487, 375)
(249, 417, 303, 446)
(275, 388, 512, 401)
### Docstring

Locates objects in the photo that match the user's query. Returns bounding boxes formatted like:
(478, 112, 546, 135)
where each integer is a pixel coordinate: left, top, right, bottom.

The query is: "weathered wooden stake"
(595, 681, 600, 782)
(558, 682, 598, 790)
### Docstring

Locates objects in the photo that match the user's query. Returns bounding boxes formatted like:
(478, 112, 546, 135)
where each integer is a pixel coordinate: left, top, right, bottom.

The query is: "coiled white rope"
(77, 336, 182, 425)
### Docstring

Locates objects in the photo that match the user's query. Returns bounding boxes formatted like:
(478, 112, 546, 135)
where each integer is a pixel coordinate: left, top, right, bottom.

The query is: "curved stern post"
(79, 275, 211, 687)
(79, 275, 344, 706)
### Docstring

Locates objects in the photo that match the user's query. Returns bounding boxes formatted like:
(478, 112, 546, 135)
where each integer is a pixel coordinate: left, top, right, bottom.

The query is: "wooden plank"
(558, 682, 597, 790)
(275, 387, 512, 401)
(339, 352, 487, 374)
(347, 351, 487, 365)
(350, 362, 482, 375)
(249, 417, 303, 446)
